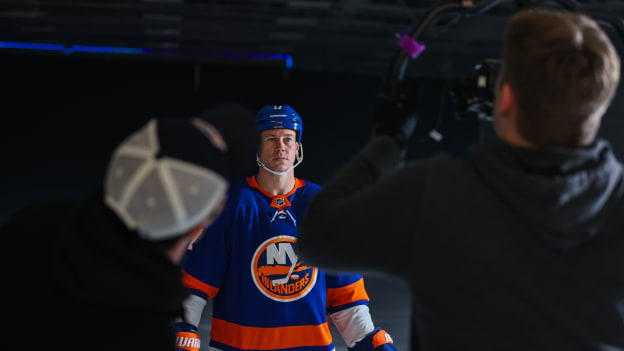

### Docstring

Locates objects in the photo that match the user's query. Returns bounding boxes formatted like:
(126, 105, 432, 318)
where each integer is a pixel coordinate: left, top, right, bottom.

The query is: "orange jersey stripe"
(325, 278, 370, 309)
(182, 270, 219, 299)
(246, 176, 306, 199)
(210, 318, 333, 350)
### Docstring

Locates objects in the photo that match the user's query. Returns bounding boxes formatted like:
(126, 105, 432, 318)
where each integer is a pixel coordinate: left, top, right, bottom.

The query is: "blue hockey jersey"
(182, 177, 370, 351)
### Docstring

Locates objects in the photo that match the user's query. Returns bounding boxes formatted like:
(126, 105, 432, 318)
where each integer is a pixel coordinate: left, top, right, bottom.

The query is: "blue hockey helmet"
(256, 105, 303, 143)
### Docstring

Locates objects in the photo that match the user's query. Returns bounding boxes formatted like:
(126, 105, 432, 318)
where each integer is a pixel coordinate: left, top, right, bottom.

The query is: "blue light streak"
(246, 52, 293, 69)
(68, 45, 152, 54)
(0, 41, 65, 51)
(0, 41, 294, 69)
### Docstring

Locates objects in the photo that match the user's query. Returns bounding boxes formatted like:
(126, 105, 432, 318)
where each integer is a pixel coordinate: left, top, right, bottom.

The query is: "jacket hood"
(469, 139, 623, 250)
(52, 191, 187, 312)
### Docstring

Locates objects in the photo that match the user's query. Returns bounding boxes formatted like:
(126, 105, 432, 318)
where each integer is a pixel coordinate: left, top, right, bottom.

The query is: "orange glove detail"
(176, 331, 201, 351)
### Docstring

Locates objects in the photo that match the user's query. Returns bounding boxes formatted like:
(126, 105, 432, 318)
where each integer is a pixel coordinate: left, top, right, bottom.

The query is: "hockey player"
(176, 105, 397, 351)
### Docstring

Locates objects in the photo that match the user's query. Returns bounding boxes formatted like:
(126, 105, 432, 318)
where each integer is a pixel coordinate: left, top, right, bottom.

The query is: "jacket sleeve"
(298, 136, 426, 278)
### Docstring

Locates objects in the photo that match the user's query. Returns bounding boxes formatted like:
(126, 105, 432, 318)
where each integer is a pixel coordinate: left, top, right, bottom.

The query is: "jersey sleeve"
(324, 273, 370, 314)
(181, 202, 232, 301)
(325, 273, 375, 347)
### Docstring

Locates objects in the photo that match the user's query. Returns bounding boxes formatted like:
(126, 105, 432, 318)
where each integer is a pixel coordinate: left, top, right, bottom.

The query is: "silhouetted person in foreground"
(1, 104, 259, 351)
(299, 9, 623, 351)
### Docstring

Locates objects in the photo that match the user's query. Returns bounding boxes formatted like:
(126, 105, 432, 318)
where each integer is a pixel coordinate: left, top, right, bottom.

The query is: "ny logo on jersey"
(251, 235, 317, 302)
(266, 242, 297, 265)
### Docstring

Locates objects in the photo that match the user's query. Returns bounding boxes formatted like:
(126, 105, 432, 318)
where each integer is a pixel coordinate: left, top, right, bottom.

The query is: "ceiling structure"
(0, 0, 622, 79)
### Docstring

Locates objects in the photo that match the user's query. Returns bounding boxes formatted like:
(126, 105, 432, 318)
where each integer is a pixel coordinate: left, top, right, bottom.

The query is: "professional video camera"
(449, 58, 502, 122)
(381, 0, 624, 146)
(449, 58, 502, 144)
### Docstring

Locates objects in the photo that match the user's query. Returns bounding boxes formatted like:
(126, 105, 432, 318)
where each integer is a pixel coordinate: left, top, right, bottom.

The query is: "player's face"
(259, 129, 299, 173)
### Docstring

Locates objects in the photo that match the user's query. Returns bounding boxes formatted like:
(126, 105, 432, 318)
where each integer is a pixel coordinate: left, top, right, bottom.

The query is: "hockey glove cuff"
(349, 327, 397, 351)
(175, 322, 201, 351)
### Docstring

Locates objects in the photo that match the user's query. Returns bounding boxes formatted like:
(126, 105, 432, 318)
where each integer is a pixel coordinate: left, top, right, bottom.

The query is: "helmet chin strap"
(256, 143, 304, 176)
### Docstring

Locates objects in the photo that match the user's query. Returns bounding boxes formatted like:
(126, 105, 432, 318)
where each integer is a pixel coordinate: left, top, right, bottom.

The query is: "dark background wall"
(2, 49, 624, 224)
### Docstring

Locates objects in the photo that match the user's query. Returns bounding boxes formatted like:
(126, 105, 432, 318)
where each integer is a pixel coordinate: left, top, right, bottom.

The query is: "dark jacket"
(1, 191, 187, 350)
(298, 136, 624, 351)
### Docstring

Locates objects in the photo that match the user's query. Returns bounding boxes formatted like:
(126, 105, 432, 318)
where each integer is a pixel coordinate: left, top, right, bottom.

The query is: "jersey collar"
(246, 176, 306, 211)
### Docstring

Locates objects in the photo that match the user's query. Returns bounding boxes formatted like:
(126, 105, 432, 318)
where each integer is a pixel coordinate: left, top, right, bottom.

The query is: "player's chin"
(270, 160, 290, 168)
